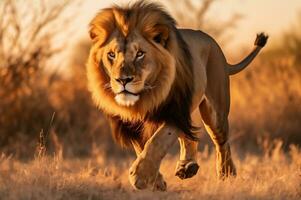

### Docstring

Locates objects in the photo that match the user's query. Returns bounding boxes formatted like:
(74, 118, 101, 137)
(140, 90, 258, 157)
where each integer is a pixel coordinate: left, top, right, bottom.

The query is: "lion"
(86, 1, 268, 191)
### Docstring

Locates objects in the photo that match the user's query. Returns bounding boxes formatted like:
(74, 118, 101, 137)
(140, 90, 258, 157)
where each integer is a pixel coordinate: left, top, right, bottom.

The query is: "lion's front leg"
(131, 141, 167, 191)
(129, 123, 179, 190)
(175, 137, 199, 179)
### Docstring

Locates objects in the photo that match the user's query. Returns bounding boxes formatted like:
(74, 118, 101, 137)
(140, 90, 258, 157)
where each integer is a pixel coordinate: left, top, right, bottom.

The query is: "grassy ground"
(1, 145, 300, 200)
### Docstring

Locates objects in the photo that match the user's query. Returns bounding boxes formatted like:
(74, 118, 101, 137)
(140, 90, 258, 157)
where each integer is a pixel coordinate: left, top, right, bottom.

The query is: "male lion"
(87, 1, 268, 191)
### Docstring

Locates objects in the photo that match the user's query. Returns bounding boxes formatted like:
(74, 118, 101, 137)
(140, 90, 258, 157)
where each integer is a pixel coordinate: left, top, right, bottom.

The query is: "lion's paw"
(216, 143, 237, 180)
(153, 173, 167, 191)
(217, 158, 237, 180)
(129, 156, 164, 190)
(175, 160, 199, 179)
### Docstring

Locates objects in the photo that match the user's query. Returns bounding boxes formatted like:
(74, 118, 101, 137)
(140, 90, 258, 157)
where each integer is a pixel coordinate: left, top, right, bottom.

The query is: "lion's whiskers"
(144, 84, 156, 91)
(103, 83, 112, 91)
(132, 80, 143, 84)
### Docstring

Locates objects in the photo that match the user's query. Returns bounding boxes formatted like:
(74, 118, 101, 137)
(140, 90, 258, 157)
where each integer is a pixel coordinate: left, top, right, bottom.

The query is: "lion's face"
(101, 32, 159, 107)
(87, 5, 183, 121)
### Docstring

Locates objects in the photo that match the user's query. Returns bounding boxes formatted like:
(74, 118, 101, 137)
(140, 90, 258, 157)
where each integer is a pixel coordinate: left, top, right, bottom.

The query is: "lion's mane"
(87, 2, 196, 147)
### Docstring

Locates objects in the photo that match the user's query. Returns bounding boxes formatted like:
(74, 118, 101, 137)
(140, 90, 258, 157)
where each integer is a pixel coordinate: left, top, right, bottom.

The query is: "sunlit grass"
(0, 143, 300, 200)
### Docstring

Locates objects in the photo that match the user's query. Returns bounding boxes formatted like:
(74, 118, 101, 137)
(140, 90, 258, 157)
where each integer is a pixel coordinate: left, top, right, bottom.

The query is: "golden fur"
(87, 1, 268, 190)
(87, 3, 193, 121)
(87, 1, 196, 147)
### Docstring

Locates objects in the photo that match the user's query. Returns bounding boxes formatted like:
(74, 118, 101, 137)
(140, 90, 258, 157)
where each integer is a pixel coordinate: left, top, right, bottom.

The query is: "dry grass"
(0, 143, 300, 200)
(229, 48, 301, 149)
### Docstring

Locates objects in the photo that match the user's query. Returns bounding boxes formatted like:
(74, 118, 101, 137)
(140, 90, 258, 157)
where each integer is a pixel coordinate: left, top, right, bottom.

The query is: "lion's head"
(89, 17, 175, 108)
(87, 2, 194, 131)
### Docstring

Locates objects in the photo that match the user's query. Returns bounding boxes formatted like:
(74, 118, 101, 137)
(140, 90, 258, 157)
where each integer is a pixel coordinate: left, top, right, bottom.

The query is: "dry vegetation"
(0, 143, 300, 200)
(0, 0, 300, 199)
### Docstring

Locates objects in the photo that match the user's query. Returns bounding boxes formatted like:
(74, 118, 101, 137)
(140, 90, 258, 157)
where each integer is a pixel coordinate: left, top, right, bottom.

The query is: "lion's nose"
(115, 76, 134, 86)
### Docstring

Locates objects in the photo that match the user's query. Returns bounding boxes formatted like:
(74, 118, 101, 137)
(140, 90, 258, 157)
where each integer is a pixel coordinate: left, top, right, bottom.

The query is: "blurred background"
(1, 0, 301, 160)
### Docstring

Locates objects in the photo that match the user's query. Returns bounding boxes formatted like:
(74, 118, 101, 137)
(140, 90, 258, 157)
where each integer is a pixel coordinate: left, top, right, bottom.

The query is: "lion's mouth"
(114, 90, 140, 107)
(117, 90, 139, 96)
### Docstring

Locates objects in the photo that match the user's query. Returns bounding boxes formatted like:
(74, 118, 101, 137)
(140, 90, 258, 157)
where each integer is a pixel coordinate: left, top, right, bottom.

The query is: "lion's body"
(87, 1, 268, 190)
(179, 29, 226, 111)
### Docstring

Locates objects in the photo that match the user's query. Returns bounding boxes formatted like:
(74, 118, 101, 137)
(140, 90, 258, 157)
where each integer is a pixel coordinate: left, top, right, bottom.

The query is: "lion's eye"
(136, 51, 145, 59)
(107, 51, 115, 60)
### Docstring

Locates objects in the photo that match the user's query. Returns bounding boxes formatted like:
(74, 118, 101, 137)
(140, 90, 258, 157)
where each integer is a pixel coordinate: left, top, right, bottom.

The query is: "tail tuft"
(228, 32, 269, 75)
(254, 32, 269, 47)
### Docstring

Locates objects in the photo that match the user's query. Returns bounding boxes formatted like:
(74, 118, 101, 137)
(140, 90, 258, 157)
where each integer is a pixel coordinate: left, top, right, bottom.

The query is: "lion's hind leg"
(199, 99, 236, 179)
(175, 137, 199, 179)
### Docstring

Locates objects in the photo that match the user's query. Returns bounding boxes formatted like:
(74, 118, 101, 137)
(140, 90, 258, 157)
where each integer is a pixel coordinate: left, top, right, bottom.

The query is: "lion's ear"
(89, 9, 115, 45)
(144, 24, 169, 47)
(89, 25, 108, 45)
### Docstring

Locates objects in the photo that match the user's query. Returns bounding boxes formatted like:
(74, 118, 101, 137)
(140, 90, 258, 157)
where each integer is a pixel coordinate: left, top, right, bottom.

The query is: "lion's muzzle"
(112, 75, 144, 106)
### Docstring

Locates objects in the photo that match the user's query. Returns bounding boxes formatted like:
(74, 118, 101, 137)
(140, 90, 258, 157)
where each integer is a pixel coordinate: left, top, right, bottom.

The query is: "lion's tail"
(228, 33, 268, 76)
